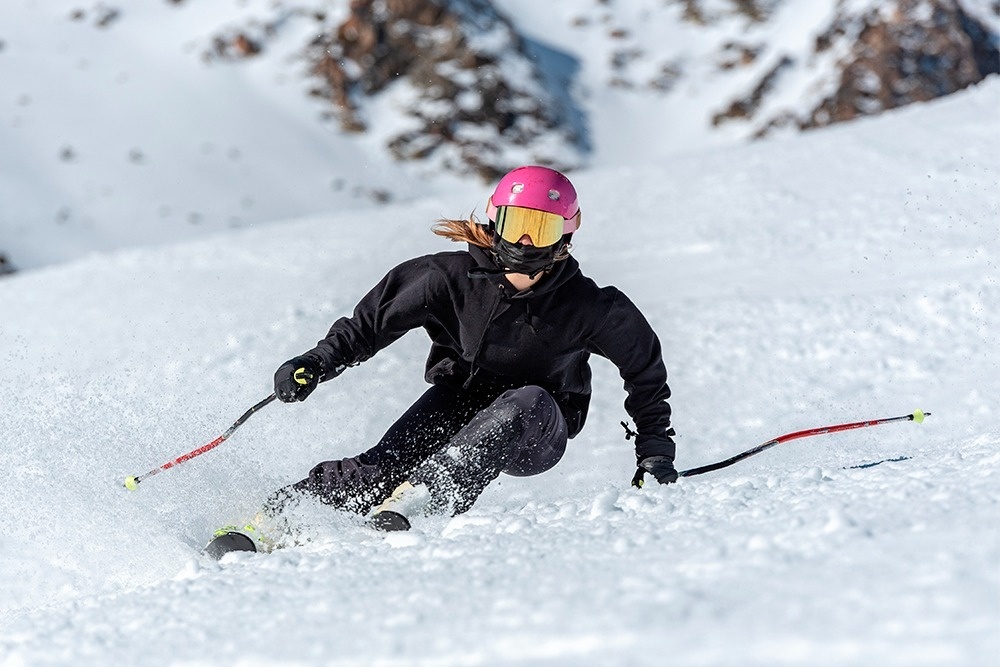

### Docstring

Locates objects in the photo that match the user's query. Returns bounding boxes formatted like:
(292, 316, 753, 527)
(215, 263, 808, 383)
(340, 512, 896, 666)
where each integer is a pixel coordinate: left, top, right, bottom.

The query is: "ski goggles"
(486, 202, 580, 248)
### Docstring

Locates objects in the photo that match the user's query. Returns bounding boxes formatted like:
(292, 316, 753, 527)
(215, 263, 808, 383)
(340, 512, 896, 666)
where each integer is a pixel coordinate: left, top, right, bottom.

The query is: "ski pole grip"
(293, 367, 315, 385)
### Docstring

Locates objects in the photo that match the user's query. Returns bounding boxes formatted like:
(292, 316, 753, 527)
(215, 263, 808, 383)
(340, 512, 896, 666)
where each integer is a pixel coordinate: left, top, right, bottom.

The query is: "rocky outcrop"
(306, 0, 582, 181)
(199, 1, 582, 181)
(805, 0, 999, 128)
(713, 0, 999, 134)
(0, 253, 15, 277)
(195, 0, 996, 174)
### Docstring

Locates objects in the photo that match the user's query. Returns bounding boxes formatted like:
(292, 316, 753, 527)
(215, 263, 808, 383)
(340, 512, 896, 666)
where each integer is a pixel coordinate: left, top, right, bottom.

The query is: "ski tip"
(911, 409, 930, 424)
(124, 476, 139, 491)
(204, 531, 257, 560)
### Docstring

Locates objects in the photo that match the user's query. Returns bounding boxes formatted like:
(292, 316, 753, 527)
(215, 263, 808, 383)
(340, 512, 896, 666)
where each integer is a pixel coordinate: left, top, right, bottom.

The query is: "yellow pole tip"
(124, 476, 139, 491)
(912, 409, 927, 424)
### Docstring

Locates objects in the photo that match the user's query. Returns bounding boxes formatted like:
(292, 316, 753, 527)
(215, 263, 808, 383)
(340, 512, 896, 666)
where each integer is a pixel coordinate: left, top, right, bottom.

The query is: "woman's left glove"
(633, 456, 679, 487)
(274, 356, 322, 403)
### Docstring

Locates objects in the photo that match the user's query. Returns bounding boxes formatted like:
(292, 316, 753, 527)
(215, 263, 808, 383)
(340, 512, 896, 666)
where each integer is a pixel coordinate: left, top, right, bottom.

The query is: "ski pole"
(124, 393, 277, 490)
(631, 409, 930, 487)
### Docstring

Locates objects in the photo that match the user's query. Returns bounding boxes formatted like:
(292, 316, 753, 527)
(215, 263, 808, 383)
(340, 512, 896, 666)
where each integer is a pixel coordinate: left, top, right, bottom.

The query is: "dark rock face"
(713, 0, 999, 135)
(0, 253, 15, 277)
(196, 0, 996, 174)
(306, 0, 582, 181)
(807, 0, 999, 128)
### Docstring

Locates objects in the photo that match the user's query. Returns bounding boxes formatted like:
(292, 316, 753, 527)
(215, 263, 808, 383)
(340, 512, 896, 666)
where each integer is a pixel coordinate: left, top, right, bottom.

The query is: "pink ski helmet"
(486, 166, 582, 237)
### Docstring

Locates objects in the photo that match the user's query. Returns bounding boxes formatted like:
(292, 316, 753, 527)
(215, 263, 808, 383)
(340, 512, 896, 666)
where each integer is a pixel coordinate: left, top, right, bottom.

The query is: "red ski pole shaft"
(677, 409, 930, 478)
(632, 409, 930, 486)
(124, 393, 276, 490)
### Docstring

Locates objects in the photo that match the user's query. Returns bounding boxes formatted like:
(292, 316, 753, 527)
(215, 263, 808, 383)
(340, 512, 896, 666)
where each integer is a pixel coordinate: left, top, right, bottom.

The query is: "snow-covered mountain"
(1, 0, 997, 272)
(162, 0, 1000, 169)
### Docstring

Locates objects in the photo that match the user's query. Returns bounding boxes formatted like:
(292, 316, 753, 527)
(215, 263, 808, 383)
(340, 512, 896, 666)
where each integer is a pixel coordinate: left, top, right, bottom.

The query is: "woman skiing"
(271, 165, 677, 531)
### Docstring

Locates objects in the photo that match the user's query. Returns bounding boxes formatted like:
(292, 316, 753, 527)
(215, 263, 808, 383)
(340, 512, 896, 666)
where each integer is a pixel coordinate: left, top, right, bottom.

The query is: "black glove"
(274, 356, 322, 403)
(634, 455, 679, 487)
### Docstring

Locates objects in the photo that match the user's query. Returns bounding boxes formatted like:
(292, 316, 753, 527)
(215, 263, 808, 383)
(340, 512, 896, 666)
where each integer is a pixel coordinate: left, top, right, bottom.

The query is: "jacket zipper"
(463, 282, 506, 389)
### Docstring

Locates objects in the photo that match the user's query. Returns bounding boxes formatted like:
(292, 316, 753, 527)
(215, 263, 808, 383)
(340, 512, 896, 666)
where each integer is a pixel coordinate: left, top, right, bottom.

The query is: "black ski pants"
(293, 383, 568, 515)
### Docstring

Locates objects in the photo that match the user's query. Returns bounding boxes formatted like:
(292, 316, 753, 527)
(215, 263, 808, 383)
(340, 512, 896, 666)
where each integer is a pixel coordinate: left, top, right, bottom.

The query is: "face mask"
(492, 236, 560, 277)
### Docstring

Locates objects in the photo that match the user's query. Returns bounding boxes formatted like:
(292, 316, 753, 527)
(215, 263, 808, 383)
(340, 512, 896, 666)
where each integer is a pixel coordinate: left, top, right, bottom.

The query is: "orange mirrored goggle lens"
(491, 205, 566, 248)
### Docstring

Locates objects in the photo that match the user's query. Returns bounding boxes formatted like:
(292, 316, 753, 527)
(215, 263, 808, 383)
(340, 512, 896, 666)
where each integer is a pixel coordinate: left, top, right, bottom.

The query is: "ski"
(203, 526, 259, 560)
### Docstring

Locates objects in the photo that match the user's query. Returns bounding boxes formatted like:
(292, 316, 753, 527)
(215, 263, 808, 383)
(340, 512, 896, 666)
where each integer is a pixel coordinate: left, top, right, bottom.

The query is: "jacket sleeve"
(298, 257, 433, 378)
(587, 289, 675, 462)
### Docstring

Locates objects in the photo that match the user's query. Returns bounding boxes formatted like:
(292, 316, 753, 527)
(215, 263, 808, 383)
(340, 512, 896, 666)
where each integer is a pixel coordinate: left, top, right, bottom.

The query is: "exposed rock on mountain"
(305, 0, 583, 181)
(808, 0, 999, 128)
(0, 253, 15, 277)
(712, 0, 999, 135)
(147, 0, 1000, 177)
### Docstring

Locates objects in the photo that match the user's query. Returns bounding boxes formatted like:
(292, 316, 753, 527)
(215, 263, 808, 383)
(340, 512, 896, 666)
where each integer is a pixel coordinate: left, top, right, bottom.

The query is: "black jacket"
(300, 245, 675, 461)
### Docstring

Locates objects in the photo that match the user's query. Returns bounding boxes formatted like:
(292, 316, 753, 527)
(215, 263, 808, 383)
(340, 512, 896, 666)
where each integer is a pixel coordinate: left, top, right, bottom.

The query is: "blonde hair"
(432, 214, 573, 262)
(432, 214, 493, 248)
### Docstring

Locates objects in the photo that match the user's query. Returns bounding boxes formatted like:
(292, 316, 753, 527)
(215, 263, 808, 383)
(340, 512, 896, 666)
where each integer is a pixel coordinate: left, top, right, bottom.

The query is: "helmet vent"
(548, 189, 560, 200)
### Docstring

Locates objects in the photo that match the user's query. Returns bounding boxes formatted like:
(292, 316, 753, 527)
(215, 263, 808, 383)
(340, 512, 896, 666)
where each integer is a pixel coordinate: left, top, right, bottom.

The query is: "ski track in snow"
(1, 81, 999, 665)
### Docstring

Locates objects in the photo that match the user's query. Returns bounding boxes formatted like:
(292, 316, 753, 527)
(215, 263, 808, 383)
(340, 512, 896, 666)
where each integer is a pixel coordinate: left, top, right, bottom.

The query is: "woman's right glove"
(274, 356, 322, 403)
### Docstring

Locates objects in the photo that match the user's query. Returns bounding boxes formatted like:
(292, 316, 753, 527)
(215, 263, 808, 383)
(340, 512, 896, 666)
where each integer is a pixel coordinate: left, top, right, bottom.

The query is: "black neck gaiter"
(491, 237, 560, 277)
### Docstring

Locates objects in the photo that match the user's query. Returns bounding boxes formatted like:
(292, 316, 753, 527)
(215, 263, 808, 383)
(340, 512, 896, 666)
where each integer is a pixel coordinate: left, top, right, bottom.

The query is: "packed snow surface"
(1, 77, 999, 665)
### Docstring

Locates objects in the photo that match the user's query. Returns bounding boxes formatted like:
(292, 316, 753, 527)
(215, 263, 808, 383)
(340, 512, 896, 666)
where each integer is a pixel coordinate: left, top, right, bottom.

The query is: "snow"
(0, 0, 456, 270)
(2, 0, 1000, 662)
(1, 73, 998, 664)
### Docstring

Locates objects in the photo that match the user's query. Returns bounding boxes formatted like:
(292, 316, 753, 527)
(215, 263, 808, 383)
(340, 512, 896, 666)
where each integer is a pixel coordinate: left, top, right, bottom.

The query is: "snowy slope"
(1, 79, 998, 665)
(0, 0, 466, 269)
